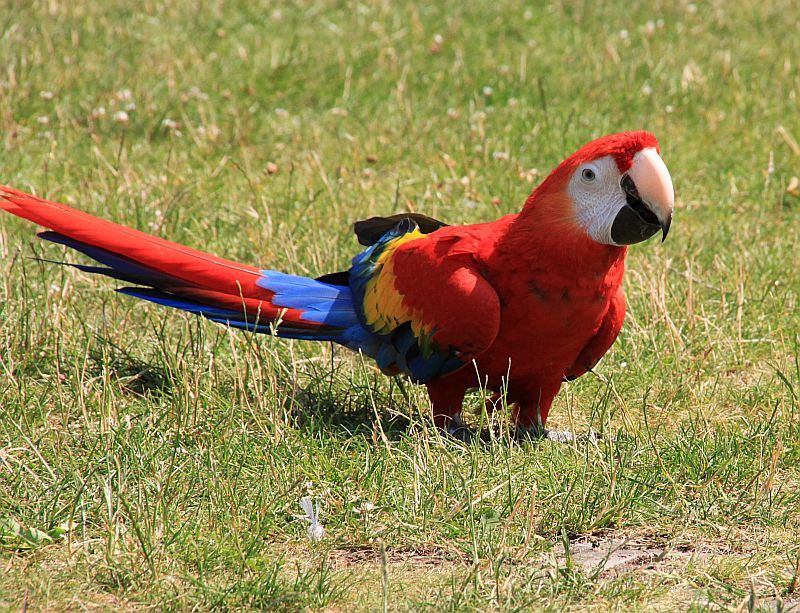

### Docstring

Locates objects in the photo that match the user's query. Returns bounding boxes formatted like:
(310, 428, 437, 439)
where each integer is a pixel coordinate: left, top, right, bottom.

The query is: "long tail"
(0, 184, 370, 345)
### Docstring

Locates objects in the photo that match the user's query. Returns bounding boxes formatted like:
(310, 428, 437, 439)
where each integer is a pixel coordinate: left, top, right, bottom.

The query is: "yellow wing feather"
(361, 228, 432, 340)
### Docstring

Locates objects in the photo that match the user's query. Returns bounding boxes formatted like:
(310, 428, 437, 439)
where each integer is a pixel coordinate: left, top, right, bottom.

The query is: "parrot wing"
(353, 213, 448, 246)
(349, 218, 500, 383)
(315, 213, 449, 286)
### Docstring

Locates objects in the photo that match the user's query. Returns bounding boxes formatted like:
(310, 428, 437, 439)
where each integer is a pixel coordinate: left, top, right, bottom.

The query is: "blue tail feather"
(257, 270, 364, 332)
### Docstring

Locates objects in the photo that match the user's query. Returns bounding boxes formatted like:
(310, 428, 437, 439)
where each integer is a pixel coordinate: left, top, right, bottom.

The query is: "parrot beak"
(610, 148, 675, 245)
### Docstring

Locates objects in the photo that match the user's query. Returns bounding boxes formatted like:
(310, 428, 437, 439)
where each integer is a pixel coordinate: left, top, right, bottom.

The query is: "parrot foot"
(442, 414, 478, 442)
(441, 417, 601, 445)
(513, 426, 600, 444)
(440, 415, 495, 443)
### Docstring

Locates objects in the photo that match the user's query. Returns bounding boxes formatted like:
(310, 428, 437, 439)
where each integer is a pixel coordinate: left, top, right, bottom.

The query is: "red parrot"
(0, 131, 674, 439)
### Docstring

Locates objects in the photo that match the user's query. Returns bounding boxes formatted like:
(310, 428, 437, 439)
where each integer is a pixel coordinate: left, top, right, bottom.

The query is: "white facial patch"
(567, 155, 628, 245)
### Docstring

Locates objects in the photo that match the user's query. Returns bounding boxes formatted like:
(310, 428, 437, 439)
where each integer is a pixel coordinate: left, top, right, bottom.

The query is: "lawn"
(1, 0, 799, 610)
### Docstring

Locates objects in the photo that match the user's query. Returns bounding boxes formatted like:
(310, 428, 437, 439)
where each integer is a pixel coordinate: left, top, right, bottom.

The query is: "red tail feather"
(0, 184, 316, 328)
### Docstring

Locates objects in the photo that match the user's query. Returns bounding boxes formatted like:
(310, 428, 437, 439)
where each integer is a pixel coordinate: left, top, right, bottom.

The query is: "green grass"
(1, 0, 799, 610)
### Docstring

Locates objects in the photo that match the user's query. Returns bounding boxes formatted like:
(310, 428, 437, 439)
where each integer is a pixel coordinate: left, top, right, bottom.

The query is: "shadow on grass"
(285, 378, 522, 446)
(287, 378, 414, 441)
(87, 346, 173, 397)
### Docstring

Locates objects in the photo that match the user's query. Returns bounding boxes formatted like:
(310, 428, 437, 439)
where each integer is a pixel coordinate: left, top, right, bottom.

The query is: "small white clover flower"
(188, 86, 208, 100)
(300, 496, 325, 541)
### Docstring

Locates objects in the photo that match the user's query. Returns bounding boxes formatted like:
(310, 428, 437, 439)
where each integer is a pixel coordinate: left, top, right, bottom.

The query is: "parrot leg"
(510, 381, 586, 444)
(427, 379, 467, 434)
(510, 381, 559, 428)
(427, 379, 478, 440)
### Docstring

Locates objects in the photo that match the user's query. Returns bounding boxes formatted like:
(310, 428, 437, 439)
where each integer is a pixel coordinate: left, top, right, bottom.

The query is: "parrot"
(0, 131, 674, 440)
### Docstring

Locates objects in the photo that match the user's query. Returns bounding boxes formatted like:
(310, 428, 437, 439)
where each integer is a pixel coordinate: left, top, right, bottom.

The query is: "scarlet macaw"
(0, 131, 674, 439)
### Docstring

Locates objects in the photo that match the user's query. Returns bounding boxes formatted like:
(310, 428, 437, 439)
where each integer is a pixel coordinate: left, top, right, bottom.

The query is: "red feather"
(0, 184, 317, 328)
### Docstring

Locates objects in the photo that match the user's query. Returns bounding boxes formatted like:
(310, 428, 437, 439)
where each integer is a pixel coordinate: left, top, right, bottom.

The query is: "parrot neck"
(488, 191, 627, 277)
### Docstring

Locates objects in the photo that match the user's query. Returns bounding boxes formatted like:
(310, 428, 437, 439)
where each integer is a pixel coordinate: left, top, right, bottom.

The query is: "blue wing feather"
(347, 219, 467, 383)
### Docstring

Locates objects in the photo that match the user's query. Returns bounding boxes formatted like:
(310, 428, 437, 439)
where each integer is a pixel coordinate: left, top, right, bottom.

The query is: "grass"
(1, 0, 799, 609)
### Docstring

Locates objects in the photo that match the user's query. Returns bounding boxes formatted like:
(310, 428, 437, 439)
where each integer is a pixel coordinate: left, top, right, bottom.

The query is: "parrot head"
(530, 131, 674, 246)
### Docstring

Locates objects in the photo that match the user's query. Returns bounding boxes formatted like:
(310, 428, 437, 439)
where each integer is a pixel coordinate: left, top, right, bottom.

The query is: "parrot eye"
(581, 168, 596, 182)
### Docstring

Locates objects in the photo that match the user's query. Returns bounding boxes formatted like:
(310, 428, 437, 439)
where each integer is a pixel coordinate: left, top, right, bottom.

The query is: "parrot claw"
(442, 414, 478, 442)
(513, 426, 601, 444)
(542, 429, 577, 443)
(441, 415, 495, 443)
(440, 416, 603, 445)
